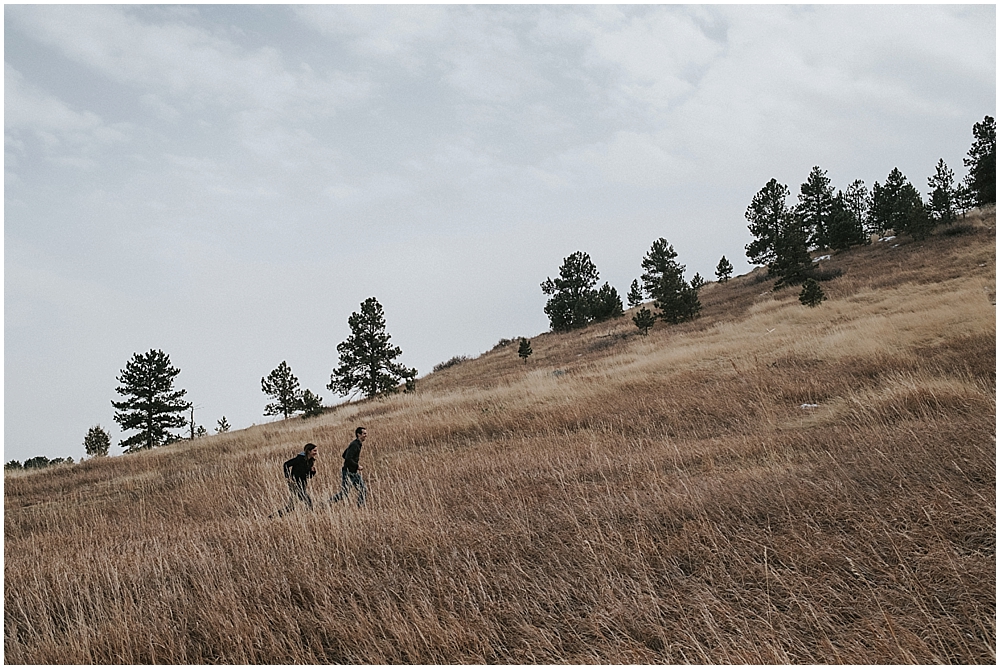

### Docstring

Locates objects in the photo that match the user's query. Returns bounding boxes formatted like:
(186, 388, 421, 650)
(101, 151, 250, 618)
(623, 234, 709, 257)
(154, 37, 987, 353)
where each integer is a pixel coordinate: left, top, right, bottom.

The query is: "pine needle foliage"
(799, 278, 827, 307)
(261, 361, 303, 419)
(518, 338, 533, 363)
(328, 297, 417, 400)
(715, 256, 733, 283)
(83, 425, 111, 457)
(111, 349, 188, 453)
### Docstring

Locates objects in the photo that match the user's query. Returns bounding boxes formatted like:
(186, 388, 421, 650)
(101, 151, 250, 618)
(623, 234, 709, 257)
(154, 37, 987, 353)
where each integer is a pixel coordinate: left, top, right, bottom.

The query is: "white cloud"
(8, 5, 371, 117)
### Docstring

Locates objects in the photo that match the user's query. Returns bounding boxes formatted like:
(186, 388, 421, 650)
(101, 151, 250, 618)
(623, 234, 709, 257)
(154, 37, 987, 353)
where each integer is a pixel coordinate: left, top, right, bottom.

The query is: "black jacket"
(342, 439, 362, 473)
(284, 453, 316, 483)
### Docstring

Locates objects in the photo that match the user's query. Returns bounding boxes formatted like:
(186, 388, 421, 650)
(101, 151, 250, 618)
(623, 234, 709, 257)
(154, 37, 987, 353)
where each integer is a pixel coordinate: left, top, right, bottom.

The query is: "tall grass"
(5, 214, 995, 663)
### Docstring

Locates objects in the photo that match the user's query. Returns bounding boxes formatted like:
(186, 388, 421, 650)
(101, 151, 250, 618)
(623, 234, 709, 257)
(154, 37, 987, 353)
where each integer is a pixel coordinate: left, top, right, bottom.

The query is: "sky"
(4, 3, 996, 463)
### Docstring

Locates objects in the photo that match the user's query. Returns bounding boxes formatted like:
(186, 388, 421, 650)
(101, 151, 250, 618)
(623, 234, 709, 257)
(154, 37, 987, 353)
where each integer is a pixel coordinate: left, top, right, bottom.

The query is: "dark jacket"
(342, 439, 362, 473)
(284, 453, 316, 483)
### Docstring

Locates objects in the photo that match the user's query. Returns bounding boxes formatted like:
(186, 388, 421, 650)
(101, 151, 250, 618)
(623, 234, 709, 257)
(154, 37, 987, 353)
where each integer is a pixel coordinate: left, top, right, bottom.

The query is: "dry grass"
(4, 211, 995, 663)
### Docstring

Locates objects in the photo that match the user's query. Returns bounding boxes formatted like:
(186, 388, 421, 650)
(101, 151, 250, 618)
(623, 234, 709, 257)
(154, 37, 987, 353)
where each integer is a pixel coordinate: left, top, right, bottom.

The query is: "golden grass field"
(4, 209, 996, 663)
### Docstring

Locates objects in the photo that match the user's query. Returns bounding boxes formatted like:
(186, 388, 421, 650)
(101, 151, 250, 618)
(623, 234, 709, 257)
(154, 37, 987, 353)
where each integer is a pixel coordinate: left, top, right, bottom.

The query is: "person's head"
(355, 426, 367, 441)
(304, 443, 318, 459)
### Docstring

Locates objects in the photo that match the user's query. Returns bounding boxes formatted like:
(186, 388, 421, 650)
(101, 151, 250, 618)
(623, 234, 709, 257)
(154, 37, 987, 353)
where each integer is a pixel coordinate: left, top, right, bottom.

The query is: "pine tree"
(195, 425, 208, 438)
(627, 279, 644, 307)
(83, 425, 111, 457)
(640, 238, 680, 296)
(632, 307, 656, 335)
(518, 338, 533, 363)
(962, 115, 996, 207)
(540, 251, 601, 332)
(112, 349, 188, 453)
(842, 180, 872, 237)
(896, 183, 932, 241)
(745, 180, 810, 287)
(591, 282, 624, 322)
(299, 390, 324, 418)
(797, 166, 836, 249)
(927, 158, 957, 225)
(744, 179, 812, 288)
(262, 361, 303, 419)
(799, 279, 826, 307)
(690, 273, 705, 290)
(867, 180, 890, 236)
(216, 416, 231, 433)
(24, 456, 51, 469)
(641, 238, 701, 323)
(329, 297, 417, 400)
(826, 191, 868, 251)
(4, 460, 22, 471)
(715, 256, 733, 283)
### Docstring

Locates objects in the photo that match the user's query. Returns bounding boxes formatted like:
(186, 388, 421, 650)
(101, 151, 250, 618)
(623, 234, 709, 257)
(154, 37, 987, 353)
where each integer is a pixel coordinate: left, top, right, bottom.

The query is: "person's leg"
(352, 472, 367, 507)
(331, 468, 349, 502)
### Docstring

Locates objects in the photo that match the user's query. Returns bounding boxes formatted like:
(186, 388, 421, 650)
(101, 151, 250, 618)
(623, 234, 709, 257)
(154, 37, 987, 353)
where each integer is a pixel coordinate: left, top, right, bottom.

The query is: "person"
(278, 442, 318, 515)
(331, 426, 367, 507)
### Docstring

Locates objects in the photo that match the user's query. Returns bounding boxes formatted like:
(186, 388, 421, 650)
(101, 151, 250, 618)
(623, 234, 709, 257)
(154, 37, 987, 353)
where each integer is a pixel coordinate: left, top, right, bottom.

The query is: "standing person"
(331, 427, 367, 507)
(278, 442, 318, 515)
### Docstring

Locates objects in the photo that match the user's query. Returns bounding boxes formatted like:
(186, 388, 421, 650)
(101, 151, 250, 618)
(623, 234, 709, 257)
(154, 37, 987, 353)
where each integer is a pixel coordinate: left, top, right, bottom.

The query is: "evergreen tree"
(867, 180, 890, 236)
(799, 278, 827, 307)
(745, 179, 810, 287)
(195, 425, 208, 438)
(328, 297, 417, 400)
(632, 307, 656, 335)
(626, 279, 644, 308)
(690, 273, 705, 290)
(826, 191, 868, 251)
(112, 349, 188, 453)
(518, 338, 533, 363)
(591, 282, 624, 322)
(540, 251, 601, 332)
(715, 256, 733, 283)
(895, 183, 933, 241)
(927, 158, 957, 225)
(299, 389, 325, 418)
(262, 361, 303, 419)
(884, 168, 913, 233)
(216, 416, 231, 433)
(640, 238, 680, 296)
(5, 460, 22, 471)
(641, 238, 700, 323)
(842, 180, 871, 236)
(24, 456, 51, 469)
(83, 425, 111, 457)
(796, 166, 836, 249)
(962, 115, 996, 207)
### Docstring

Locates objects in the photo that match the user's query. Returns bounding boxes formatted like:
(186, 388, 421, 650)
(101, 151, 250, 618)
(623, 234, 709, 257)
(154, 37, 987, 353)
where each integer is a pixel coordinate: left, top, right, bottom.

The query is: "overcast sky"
(4, 3, 995, 462)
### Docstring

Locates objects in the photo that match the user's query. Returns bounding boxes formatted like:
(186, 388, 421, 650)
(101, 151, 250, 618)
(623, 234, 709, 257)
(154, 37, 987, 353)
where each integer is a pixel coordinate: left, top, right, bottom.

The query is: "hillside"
(4, 209, 995, 664)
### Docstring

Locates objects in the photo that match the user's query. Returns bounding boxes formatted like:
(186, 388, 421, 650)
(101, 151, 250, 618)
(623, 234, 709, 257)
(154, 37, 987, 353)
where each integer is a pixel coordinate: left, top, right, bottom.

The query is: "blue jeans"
(332, 468, 366, 507)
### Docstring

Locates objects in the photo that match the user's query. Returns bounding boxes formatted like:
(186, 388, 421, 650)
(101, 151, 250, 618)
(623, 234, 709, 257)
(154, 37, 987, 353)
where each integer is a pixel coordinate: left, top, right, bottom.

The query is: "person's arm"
(283, 456, 296, 479)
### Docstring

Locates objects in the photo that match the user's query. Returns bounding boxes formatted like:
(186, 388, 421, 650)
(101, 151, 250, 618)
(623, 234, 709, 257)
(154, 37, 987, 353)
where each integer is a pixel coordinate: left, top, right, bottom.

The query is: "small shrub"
(433, 355, 470, 373)
(805, 267, 844, 282)
(799, 279, 827, 307)
(940, 223, 975, 237)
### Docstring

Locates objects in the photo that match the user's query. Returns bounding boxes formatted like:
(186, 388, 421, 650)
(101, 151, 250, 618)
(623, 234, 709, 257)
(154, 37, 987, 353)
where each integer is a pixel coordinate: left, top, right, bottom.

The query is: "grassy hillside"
(5, 209, 995, 663)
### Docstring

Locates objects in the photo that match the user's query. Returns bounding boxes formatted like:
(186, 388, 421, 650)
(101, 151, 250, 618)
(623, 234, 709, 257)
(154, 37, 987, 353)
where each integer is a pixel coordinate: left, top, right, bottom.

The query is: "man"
(279, 442, 318, 514)
(331, 426, 367, 507)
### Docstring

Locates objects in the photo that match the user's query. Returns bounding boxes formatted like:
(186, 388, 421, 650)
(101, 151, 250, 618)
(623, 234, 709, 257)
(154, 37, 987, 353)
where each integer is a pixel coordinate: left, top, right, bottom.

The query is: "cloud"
(7, 5, 371, 117)
(4, 64, 130, 157)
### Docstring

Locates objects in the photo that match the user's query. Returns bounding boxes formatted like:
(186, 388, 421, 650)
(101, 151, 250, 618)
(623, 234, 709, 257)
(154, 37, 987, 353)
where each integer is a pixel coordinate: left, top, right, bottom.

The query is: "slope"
(4, 209, 995, 663)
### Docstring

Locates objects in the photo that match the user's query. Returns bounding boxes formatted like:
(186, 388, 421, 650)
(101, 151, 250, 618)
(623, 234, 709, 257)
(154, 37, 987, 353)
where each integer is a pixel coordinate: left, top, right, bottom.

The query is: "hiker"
(278, 442, 318, 515)
(331, 427, 367, 507)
